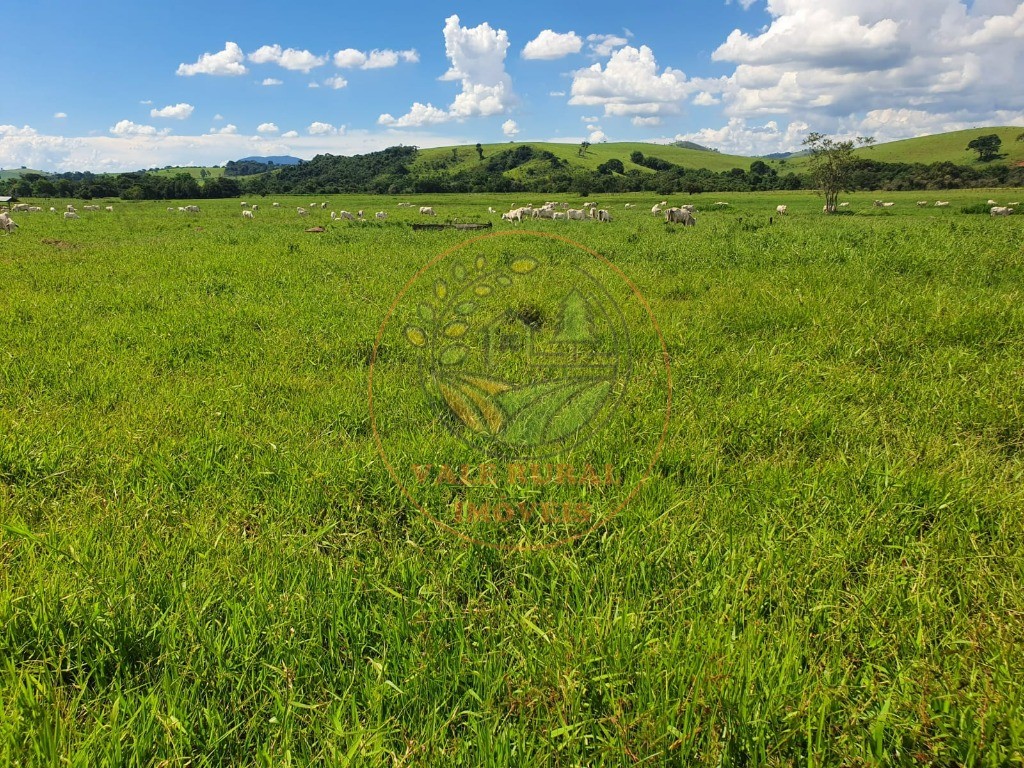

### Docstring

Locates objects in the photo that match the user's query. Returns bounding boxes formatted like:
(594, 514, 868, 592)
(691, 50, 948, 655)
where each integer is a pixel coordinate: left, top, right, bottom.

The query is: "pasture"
(1, 190, 1023, 765)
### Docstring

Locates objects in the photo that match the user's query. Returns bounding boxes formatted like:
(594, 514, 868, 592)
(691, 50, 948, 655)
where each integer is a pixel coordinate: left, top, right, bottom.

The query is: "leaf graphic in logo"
(511, 258, 537, 274)
(438, 377, 507, 434)
(405, 325, 427, 347)
(439, 344, 468, 366)
(498, 378, 612, 446)
(435, 280, 448, 300)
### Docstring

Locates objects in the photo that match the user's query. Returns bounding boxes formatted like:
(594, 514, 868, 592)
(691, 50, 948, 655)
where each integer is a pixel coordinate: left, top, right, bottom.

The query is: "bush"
(960, 203, 992, 214)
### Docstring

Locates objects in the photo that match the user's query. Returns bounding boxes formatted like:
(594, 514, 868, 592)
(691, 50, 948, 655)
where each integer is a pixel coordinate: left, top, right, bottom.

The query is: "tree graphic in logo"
(402, 253, 629, 456)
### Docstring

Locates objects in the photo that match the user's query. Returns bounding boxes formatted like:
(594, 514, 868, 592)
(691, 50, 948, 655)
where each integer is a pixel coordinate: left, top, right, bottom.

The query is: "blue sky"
(2, 0, 1022, 171)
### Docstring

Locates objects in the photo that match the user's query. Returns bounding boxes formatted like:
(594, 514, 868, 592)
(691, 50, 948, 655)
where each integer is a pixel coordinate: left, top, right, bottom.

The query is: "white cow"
(987, 199, 998, 205)
(488, 207, 496, 214)
(297, 207, 308, 216)
(552, 211, 567, 220)
(242, 210, 255, 219)
(776, 205, 788, 215)
(917, 201, 928, 207)
(321, 202, 328, 209)
(64, 211, 79, 220)
(934, 201, 950, 207)
(882, 202, 895, 208)
(566, 209, 585, 220)
(105, 206, 114, 212)
(241, 202, 249, 208)
(0, 213, 18, 233)
(272, 202, 281, 207)
(419, 206, 436, 216)
(665, 208, 696, 226)
(991, 206, 1014, 216)
(66, 205, 76, 213)
(336, 210, 355, 220)
(651, 204, 663, 215)
(375, 211, 388, 220)
(251, 204, 259, 211)
(596, 209, 611, 222)
(624, 203, 634, 208)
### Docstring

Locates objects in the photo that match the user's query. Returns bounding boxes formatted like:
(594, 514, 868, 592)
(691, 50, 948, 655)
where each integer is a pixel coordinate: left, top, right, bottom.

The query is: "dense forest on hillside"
(4, 144, 1023, 200)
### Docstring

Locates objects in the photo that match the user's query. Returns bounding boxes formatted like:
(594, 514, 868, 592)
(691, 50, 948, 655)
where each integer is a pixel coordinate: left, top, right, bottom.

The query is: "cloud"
(588, 128, 607, 143)
(693, 91, 721, 106)
(726, 0, 759, 8)
(209, 124, 238, 135)
(281, 130, 299, 138)
(139, 99, 153, 105)
(570, 45, 695, 117)
(308, 82, 319, 88)
(580, 115, 600, 122)
(213, 114, 224, 121)
(177, 42, 247, 76)
(380, 15, 515, 127)
(0, 125, 38, 137)
(0, 127, 474, 173)
(333, 48, 420, 69)
(502, 119, 519, 137)
(262, 78, 283, 86)
(586, 34, 629, 57)
(257, 122, 280, 134)
(378, 103, 450, 127)
(110, 120, 158, 136)
(522, 30, 583, 60)
(707, 0, 1024, 123)
(248, 44, 327, 73)
(308, 121, 342, 135)
(549, 90, 566, 97)
(632, 116, 662, 126)
(150, 103, 195, 120)
(324, 75, 348, 90)
(54, 112, 67, 119)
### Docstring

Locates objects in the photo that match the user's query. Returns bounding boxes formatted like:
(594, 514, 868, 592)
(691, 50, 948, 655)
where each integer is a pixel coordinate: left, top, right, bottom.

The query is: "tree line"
(4, 142, 1023, 201)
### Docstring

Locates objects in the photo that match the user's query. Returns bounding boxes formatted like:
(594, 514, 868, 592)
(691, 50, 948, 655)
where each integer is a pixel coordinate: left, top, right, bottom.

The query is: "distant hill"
(237, 155, 302, 165)
(670, 140, 718, 152)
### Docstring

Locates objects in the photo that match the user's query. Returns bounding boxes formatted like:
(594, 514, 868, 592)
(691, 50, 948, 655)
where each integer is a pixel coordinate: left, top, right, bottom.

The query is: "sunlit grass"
(1, 191, 1023, 765)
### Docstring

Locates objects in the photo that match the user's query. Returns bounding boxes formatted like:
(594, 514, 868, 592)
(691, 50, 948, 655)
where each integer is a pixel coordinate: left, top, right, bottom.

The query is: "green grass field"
(1, 190, 1023, 765)
(148, 166, 228, 180)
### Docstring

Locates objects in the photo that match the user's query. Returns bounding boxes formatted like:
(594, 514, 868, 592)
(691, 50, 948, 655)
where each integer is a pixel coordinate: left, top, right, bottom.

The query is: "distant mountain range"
(236, 155, 303, 165)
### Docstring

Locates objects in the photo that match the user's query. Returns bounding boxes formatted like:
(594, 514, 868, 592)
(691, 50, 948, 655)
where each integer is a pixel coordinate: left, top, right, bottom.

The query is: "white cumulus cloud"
(248, 44, 327, 73)
(587, 34, 630, 57)
(333, 48, 419, 69)
(262, 77, 283, 86)
(257, 122, 280, 134)
(281, 130, 299, 138)
(379, 15, 515, 127)
(570, 45, 695, 117)
(54, 112, 67, 119)
(209, 124, 238, 135)
(502, 119, 520, 137)
(110, 120, 158, 136)
(308, 121, 341, 135)
(522, 30, 583, 60)
(150, 103, 195, 120)
(324, 75, 348, 89)
(632, 116, 662, 126)
(177, 42, 248, 76)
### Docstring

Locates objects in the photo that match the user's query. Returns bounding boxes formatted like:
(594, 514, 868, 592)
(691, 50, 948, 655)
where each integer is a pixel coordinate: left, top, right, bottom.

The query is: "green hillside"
(785, 127, 1024, 168)
(148, 166, 226, 180)
(414, 141, 765, 175)
(0, 169, 49, 180)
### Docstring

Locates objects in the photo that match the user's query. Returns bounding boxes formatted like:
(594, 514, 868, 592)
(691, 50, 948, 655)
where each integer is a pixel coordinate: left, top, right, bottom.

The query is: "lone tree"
(475, 142, 484, 161)
(967, 133, 1002, 162)
(578, 140, 591, 157)
(802, 132, 874, 213)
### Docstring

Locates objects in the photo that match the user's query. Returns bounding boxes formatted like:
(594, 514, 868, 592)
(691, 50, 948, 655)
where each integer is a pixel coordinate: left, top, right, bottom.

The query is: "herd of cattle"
(2, 197, 1020, 234)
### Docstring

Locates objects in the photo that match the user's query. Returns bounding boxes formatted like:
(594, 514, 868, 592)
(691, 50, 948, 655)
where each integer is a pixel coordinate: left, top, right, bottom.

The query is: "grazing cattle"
(566, 209, 585, 220)
(12, 204, 30, 212)
(251, 204, 259, 211)
(65, 205, 76, 213)
(1008, 202, 1021, 206)
(64, 211, 79, 220)
(335, 210, 355, 220)
(680, 204, 696, 213)
(552, 211, 567, 220)
(714, 201, 729, 207)
(272, 202, 281, 207)
(596, 209, 611, 222)
(27, 206, 43, 212)
(357, 210, 364, 219)
(934, 201, 950, 207)
(624, 203, 634, 208)
(167, 207, 175, 212)
(651, 204, 663, 215)
(987, 199, 998, 205)
(184, 205, 200, 213)
(375, 211, 387, 220)
(419, 206, 436, 216)
(917, 201, 928, 207)
(583, 202, 597, 209)
(241, 202, 249, 208)
(665, 208, 696, 226)
(882, 202, 895, 208)
(105, 206, 114, 212)
(321, 202, 328, 209)
(242, 210, 255, 219)
(776, 205, 788, 215)
(991, 206, 1014, 216)
(488, 207, 496, 214)
(297, 207, 308, 217)
(823, 205, 835, 213)
(49, 207, 56, 213)
(0, 213, 18, 233)
(82, 205, 100, 211)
